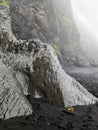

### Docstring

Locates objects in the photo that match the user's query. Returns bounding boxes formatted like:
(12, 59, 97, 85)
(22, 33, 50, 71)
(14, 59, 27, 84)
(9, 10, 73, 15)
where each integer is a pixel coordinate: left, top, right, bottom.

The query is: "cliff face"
(0, 6, 33, 119)
(0, 5, 97, 120)
(10, 0, 90, 67)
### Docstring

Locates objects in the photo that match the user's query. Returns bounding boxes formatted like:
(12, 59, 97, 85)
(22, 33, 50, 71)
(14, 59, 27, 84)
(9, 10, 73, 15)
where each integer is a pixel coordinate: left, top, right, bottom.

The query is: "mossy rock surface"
(55, 10, 73, 26)
(0, 0, 9, 7)
(51, 43, 60, 54)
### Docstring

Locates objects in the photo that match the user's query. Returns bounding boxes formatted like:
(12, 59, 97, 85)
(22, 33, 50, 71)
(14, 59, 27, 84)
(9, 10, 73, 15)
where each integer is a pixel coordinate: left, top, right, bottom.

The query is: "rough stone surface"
(0, 6, 97, 110)
(0, 4, 98, 121)
(2, 39, 98, 107)
(10, 0, 90, 67)
(0, 6, 33, 119)
(0, 60, 32, 119)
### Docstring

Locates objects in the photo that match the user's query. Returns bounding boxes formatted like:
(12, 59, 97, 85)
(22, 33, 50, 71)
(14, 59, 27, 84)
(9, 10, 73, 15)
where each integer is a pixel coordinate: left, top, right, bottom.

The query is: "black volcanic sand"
(0, 95, 98, 130)
(66, 67, 98, 98)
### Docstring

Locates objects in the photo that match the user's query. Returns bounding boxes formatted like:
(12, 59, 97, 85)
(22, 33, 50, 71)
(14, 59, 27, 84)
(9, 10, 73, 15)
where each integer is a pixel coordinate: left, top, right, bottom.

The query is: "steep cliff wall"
(0, 6, 33, 119)
(0, 5, 97, 116)
(10, 0, 90, 67)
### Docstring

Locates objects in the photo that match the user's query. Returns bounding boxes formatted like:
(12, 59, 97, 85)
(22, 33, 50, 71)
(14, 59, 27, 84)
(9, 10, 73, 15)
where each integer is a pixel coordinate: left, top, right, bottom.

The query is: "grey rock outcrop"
(10, 0, 90, 67)
(3, 39, 98, 107)
(0, 4, 98, 120)
(0, 6, 32, 119)
(0, 60, 32, 119)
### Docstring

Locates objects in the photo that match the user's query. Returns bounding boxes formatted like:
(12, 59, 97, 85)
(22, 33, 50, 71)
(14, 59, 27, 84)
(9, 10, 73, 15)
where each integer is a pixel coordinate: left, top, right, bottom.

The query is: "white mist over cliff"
(71, 0, 98, 64)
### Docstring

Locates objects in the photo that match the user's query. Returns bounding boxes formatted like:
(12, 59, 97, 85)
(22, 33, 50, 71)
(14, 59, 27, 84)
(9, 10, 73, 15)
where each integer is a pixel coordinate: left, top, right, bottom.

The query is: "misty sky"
(71, 0, 98, 59)
(71, 0, 98, 33)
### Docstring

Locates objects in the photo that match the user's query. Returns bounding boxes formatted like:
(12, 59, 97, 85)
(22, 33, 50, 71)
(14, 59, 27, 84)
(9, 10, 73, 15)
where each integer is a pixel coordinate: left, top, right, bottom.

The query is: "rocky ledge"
(0, 2, 98, 130)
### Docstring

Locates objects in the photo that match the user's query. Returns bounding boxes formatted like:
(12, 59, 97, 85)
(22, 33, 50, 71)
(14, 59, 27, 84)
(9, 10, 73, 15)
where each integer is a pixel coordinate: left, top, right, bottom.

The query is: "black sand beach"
(0, 96, 98, 130)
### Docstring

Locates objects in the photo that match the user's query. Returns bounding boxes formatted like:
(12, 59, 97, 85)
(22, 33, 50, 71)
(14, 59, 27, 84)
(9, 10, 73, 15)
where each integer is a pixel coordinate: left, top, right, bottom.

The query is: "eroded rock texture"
(0, 4, 98, 120)
(10, 0, 90, 67)
(3, 39, 97, 107)
(0, 6, 32, 119)
(0, 60, 32, 119)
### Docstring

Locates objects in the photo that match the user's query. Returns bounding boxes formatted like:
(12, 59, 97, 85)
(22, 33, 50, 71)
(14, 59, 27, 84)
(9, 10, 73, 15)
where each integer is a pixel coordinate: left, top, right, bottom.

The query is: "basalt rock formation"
(0, 6, 33, 119)
(0, 59, 32, 119)
(0, 5, 97, 120)
(10, 0, 90, 67)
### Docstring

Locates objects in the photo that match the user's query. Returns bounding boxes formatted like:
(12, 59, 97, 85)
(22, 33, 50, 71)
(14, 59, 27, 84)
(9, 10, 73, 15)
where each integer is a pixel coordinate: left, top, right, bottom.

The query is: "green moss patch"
(51, 43, 60, 54)
(55, 10, 73, 26)
(0, 0, 10, 7)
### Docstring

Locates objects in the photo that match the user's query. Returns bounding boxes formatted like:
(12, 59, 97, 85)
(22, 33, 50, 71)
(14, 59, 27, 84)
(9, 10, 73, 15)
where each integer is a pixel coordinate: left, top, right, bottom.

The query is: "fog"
(71, 0, 98, 63)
